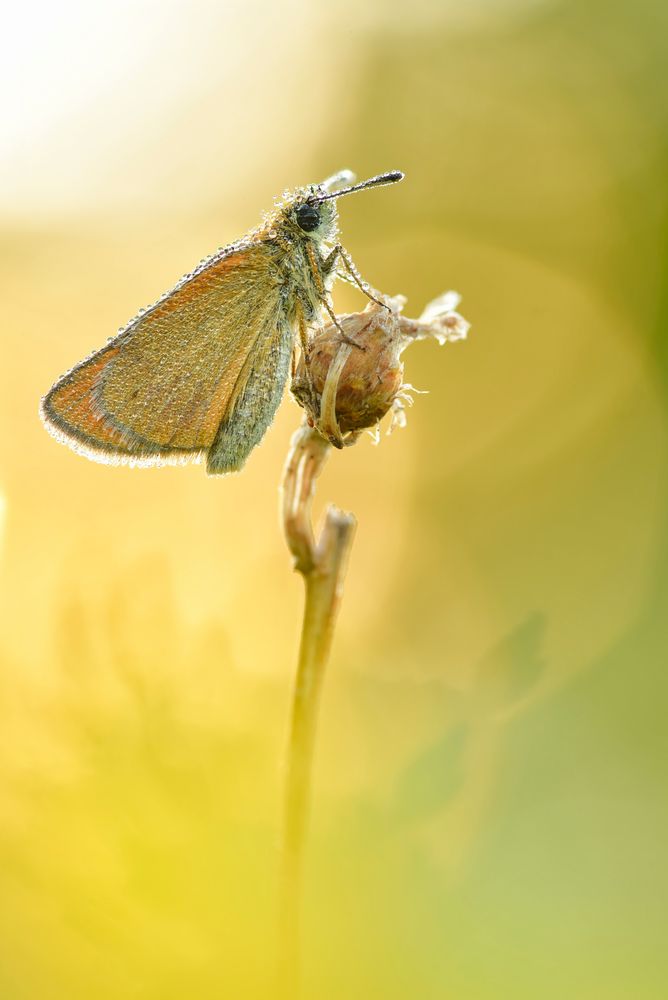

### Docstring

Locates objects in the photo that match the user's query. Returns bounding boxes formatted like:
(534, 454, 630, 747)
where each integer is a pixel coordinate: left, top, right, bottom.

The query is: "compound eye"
(295, 203, 321, 232)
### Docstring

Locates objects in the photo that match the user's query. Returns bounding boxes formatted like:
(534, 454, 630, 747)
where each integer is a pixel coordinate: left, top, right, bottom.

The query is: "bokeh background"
(2, 0, 667, 996)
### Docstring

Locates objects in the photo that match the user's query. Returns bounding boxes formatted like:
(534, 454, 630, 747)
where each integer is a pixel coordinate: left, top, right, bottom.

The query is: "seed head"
(292, 291, 469, 447)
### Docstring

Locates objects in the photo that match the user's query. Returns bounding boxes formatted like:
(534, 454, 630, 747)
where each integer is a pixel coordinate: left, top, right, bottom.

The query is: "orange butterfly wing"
(41, 242, 288, 470)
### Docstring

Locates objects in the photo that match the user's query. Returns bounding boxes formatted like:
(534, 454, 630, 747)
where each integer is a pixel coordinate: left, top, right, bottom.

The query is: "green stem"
(278, 425, 356, 997)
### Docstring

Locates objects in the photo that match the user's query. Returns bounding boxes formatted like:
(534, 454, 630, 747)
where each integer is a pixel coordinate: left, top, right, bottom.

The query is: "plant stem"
(278, 422, 356, 997)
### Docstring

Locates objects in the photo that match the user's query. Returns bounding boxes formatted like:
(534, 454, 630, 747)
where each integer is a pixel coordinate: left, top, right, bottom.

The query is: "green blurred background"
(2, 0, 667, 996)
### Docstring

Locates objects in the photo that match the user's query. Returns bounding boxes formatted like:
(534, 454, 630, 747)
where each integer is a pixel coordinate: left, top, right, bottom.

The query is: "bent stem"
(278, 421, 356, 997)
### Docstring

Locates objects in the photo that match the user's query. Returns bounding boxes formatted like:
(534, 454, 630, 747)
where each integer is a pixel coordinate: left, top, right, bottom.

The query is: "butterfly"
(40, 169, 404, 474)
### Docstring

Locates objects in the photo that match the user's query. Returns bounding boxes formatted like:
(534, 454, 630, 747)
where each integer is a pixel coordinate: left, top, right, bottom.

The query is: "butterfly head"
(277, 187, 339, 245)
(272, 169, 404, 247)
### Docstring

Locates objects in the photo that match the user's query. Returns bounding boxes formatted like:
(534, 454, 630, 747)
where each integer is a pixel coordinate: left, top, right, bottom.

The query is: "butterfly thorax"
(251, 190, 340, 326)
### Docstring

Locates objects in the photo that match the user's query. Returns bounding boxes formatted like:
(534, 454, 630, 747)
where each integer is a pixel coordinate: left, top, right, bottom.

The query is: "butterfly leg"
(296, 302, 320, 409)
(321, 295, 367, 352)
(305, 240, 367, 350)
(297, 302, 311, 367)
(305, 241, 361, 351)
(322, 244, 391, 312)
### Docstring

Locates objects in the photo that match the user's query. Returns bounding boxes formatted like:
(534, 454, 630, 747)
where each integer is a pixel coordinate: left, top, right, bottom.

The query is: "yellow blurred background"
(2, 0, 667, 996)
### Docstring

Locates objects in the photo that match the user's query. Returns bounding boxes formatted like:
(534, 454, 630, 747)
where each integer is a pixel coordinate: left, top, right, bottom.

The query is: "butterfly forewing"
(42, 242, 286, 470)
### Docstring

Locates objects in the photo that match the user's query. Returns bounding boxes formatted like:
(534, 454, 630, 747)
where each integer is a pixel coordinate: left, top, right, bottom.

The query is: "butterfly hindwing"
(207, 315, 294, 474)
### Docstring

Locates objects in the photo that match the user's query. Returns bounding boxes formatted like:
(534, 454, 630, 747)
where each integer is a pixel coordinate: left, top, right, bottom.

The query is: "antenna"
(315, 170, 404, 202)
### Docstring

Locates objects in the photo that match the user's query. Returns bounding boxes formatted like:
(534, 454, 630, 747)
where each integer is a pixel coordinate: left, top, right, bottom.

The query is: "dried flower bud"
(292, 291, 469, 447)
